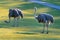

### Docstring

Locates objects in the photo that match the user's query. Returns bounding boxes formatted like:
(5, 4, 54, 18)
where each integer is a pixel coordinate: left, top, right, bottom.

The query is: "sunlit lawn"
(0, 0, 60, 40)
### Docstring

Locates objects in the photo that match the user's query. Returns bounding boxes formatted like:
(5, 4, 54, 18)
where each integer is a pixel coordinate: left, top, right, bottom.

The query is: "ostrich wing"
(41, 14, 54, 23)
(38, 14, 46, 23)
(17, 10, 23, 18)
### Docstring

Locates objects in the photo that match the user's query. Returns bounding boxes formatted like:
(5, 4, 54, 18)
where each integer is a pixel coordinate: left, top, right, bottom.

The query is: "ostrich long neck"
(34, 7, 37, 18)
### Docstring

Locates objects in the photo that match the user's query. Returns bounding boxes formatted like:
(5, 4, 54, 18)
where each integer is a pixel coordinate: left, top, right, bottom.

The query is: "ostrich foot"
(46, 32, 48, 34)
(41, 31, 44, 33)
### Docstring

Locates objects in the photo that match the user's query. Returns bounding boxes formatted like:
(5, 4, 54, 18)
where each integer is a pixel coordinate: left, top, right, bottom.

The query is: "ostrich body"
(37, 14, 53, 23)
(5, 8, 23, 26)
(34, 7, 54, 34)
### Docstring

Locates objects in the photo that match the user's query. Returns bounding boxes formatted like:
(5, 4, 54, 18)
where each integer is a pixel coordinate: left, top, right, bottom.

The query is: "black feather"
(37, 13, 54, 23)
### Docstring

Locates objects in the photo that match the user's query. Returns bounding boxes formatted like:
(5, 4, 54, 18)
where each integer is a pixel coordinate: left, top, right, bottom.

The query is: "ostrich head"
(34, 7, 38, 19)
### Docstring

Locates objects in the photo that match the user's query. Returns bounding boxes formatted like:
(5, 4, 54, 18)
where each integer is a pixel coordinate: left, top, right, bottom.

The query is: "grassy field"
(41, 0, 60, 6)
(0, 0, 60, 40)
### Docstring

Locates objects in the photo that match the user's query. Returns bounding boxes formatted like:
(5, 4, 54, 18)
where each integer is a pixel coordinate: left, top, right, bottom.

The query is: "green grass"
(41, 0, 60, 6)
(0, 0, 60, 40)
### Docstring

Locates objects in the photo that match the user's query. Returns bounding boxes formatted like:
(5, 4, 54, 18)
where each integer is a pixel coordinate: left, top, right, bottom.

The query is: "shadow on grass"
(15, 29, 60, 35)
(15, 32, 38, 35)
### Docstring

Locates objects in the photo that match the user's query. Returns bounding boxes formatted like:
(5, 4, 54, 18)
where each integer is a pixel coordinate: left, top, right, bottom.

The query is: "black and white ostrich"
(5, 8, 23, 26)
(34, 7, 54, 34)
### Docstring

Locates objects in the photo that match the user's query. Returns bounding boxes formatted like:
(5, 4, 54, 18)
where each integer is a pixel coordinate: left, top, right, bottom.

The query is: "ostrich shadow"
(15, 31, 38, 35)
(14, 30, 43, 35)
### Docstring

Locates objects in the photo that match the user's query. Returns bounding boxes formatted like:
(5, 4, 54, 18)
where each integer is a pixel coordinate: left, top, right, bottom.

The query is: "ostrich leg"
(16, 16, 20, 26)
(13, 17, 20, 27)
(46, 22, 49, 34)
(9, 17, 11, 23)
(42, 23, 45, 33)
(13, 17, 17, 27)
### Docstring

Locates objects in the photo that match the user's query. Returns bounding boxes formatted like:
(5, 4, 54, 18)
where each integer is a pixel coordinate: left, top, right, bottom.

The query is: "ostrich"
(34, 7, 54, 34)
(5, 8, 23, 26)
